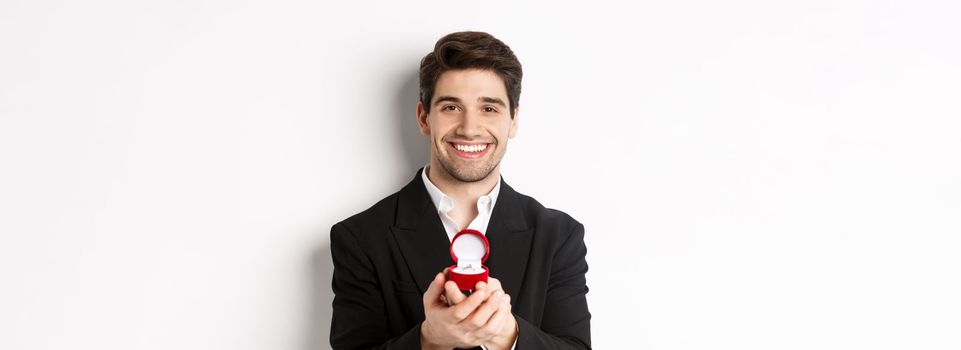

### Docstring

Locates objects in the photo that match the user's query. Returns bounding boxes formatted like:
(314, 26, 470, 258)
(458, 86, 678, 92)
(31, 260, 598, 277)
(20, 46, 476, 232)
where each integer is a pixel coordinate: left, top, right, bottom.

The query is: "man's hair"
(419, 31, 523, 118)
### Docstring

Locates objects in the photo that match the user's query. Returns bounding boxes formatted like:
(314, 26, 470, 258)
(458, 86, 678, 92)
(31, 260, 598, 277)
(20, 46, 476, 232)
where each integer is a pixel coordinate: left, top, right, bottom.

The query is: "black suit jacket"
(330, 169, 591, 349)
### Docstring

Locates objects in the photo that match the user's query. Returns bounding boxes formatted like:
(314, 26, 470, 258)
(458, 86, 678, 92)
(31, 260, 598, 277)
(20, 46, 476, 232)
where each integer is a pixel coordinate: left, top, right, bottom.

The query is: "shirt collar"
(421, 165, 501, 215)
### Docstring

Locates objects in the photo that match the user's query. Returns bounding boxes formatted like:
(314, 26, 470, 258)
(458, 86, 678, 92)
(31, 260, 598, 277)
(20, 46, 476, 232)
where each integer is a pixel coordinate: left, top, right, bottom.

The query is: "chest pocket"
(391, 279, 420, 294)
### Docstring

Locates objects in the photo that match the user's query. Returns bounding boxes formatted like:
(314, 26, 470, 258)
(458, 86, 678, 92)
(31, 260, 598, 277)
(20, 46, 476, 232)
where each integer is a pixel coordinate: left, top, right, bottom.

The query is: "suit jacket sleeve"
(515, 221, 591, 349)
(329, 223, 421, 349)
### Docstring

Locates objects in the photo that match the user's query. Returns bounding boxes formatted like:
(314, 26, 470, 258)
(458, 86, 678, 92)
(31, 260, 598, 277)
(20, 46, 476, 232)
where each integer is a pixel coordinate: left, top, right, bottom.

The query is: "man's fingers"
(444, 281, 467, 305)
(461, 290, 504, 328)
(482, 277, 503, 293)
(451, 287, 490, 320)
(473, 281, 489, 293)
(472, 278, 502, 299)
(479, 296, 512, 339)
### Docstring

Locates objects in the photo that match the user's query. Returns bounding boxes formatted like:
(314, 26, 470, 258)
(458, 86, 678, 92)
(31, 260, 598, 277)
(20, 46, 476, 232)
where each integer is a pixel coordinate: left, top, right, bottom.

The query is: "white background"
(1, 1, 959, 349)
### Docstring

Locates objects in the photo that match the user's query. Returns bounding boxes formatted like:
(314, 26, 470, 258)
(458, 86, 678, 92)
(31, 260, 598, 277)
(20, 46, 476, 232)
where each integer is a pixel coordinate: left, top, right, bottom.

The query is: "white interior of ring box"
(452, 233, 487, 275)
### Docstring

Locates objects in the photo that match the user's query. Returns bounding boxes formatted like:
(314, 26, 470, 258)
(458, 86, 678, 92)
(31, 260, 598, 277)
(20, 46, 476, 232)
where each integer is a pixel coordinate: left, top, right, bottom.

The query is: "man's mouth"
(447, 141, 493, 159)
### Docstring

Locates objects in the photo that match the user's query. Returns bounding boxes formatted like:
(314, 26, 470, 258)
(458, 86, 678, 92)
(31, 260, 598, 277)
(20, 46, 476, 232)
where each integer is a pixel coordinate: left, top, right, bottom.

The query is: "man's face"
(417, 69, 519, 183)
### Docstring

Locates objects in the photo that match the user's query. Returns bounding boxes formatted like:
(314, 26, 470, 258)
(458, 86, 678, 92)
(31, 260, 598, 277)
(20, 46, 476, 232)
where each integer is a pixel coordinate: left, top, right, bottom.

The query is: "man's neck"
(426, 161, 500, 205)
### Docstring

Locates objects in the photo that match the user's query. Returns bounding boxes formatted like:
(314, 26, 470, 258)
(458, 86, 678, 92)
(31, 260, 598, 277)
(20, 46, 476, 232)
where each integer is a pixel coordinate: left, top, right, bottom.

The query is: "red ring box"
(446, 229, 490, 292)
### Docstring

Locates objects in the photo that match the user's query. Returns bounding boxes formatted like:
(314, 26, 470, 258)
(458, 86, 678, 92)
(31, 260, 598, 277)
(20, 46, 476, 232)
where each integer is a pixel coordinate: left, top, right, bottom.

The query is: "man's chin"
(450, 173, 489, 183)
(448, 169, 491, 183)
(439, 162, 497, 183)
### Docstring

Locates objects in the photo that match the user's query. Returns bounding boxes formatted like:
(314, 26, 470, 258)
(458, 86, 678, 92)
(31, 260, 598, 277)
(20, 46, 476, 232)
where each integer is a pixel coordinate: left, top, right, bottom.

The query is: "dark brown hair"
(419, 31, 523, 118)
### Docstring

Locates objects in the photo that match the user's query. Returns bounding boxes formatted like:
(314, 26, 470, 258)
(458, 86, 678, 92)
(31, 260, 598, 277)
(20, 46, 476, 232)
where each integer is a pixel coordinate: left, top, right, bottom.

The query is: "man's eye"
(483, 107, 497, 113)
(443, 105, 459, 111)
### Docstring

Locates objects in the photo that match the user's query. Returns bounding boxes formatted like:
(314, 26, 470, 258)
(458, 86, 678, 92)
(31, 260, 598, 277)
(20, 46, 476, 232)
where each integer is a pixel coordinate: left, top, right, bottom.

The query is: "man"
(330, 31, 590, 349)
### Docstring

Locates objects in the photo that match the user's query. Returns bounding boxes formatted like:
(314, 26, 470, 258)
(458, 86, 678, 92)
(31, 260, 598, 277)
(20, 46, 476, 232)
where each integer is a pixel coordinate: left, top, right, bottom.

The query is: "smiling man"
(330, 31, 591, 349)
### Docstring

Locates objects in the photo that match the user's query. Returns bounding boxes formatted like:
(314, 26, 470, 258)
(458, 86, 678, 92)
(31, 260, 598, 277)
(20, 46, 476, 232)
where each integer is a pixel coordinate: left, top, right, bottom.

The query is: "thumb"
(422, 272, 446, 306)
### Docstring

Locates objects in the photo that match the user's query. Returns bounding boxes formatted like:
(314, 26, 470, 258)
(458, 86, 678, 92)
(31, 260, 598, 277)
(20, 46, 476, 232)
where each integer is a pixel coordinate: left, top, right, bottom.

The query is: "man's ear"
(508, 107, 519, 139)
(416, 101, 430, 136)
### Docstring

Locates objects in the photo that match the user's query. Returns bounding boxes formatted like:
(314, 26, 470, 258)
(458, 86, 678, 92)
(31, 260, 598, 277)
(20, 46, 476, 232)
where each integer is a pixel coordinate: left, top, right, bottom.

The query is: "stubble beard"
(435, 143, 504, 183)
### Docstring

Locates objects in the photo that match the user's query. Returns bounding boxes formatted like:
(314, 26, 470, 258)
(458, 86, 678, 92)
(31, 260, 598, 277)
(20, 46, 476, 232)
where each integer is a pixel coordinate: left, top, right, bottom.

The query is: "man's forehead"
(432, 69, 508, 102)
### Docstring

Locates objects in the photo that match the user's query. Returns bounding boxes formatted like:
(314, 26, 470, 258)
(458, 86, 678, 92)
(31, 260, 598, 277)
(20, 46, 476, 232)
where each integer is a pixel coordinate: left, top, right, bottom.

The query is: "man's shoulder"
(331, 190, 400, 238)
(511, 188, 583, 236)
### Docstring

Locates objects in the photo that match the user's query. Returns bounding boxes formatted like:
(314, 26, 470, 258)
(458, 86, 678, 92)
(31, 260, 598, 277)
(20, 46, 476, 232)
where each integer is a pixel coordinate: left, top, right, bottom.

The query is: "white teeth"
(454, 143, 488, 153)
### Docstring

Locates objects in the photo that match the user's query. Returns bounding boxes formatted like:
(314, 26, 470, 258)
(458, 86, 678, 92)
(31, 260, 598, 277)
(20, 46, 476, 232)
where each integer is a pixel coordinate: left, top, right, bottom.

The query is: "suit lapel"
(390, 169, 533, 297)
(484, 180, 532, 298)
(390, 169, 452, 293)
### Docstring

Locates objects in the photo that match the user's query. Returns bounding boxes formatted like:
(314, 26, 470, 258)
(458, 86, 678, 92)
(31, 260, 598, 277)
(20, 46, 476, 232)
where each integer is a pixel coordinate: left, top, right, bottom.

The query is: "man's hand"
(420, 272, 519, 349)
(443, 276, 518, 350)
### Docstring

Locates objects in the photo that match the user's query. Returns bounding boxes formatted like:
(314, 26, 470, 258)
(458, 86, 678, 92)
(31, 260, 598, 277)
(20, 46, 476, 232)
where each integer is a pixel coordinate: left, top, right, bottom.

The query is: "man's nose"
(456, 110, 483, 137)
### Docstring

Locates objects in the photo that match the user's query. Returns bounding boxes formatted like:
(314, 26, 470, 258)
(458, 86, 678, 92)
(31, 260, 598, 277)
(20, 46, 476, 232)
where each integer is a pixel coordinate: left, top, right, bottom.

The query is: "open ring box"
(447, 229, 490, 292)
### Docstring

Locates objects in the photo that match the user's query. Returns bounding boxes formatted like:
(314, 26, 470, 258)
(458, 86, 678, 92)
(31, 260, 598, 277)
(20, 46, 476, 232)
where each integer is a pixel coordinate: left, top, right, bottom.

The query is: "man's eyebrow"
(478, 97, 507, 108)
(433, 96, 461, 105)
(433, 95, 507, 108)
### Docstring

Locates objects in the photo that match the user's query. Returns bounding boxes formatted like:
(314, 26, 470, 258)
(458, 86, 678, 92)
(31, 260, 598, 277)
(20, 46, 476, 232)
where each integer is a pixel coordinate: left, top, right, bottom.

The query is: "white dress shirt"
(421, 165, 501, 241)
(421, 166, 517, 349)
